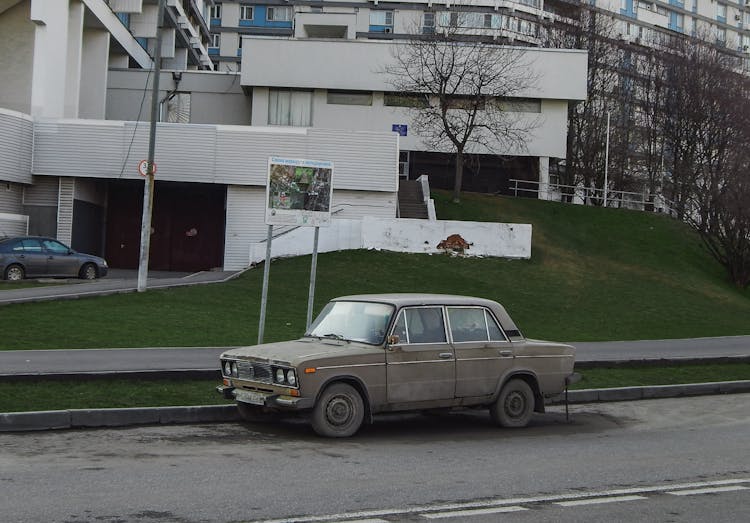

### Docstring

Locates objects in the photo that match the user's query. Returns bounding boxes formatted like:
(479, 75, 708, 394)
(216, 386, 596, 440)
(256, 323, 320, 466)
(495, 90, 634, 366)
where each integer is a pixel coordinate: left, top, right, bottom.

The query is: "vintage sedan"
(218, 294, 576, 437)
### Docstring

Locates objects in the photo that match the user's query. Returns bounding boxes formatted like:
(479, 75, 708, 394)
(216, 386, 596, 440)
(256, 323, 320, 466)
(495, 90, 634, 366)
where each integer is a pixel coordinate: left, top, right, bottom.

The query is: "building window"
(268, 89, 312, 126)
(423, 12, 435, 34)
(370, 10, 394, 27)
(210, 33, 220, 47)
(384, 93, 429, 108)
(499, 98, 542, 113)
(717, 4, 727, 21)
(240, 5, 254, 21)
(326, 90, 373, 106)
(209, 5, 221, 19)
(267, 6, 293, 22)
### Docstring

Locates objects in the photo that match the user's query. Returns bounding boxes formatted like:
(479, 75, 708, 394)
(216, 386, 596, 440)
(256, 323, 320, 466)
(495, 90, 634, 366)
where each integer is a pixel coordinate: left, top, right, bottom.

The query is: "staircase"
(397, 179, 429, 219)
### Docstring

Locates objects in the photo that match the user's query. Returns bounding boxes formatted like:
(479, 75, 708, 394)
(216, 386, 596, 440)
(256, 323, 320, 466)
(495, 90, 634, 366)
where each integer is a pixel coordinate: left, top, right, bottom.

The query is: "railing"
(509, 179, 677, 217)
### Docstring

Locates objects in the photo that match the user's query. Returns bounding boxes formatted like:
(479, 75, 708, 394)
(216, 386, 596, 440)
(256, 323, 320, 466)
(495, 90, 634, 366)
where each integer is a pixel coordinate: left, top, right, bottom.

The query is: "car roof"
(332, 293, 522, 336)
(334, 293, 499, 308)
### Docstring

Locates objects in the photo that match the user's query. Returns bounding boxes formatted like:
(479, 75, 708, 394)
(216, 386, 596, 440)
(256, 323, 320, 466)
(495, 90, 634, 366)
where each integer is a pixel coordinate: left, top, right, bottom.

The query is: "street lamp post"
(604, 111, 610, 208)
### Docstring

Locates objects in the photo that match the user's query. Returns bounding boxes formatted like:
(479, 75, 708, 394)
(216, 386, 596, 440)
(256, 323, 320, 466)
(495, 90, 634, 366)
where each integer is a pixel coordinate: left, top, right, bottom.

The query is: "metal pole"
(258, 224, 273, 344)
(137, 0, 165, 292)
(306, 227, 320, 330)
(603, 111, 610, 208)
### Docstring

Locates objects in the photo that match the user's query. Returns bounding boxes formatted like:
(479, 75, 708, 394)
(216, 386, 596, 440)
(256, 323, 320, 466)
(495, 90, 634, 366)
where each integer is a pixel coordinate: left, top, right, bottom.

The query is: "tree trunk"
(452, 150, 464, 203)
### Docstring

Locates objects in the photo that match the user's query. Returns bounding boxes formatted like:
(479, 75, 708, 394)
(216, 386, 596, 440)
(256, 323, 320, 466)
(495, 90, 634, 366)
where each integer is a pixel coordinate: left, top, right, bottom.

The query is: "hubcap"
(326, 395, 353, 426)
(504, 391, 526, 418)
(7, 267, 22, 281)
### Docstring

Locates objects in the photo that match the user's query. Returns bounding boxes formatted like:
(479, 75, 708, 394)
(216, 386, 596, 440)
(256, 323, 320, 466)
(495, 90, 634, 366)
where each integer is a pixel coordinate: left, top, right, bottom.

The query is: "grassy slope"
(0, 191, 747, 350)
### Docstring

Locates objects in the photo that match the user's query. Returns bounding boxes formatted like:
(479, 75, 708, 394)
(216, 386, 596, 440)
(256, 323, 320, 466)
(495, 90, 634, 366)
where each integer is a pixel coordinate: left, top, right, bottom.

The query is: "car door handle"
(438, 352, 454, 359)
(499, 350, 513, 357)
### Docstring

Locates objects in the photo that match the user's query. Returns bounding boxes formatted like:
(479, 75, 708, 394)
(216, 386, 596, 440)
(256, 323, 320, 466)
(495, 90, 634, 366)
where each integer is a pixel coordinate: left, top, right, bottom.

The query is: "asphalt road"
(2, 335, 749, 376)
(0, 394, 748, 522)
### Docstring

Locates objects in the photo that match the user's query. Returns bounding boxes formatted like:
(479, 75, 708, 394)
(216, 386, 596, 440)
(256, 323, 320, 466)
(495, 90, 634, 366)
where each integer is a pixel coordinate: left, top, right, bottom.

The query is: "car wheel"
(4, 264, 25, 281)
(79, 263, 98, 280)
(237, 402, 274, 422)
(311, 383, 365, 438)
(490, 378, 534, 428)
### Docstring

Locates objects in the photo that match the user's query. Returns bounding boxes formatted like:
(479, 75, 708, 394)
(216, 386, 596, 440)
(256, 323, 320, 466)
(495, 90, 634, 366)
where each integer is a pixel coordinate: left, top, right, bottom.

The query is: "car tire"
(79, 263, 98, 280)
(490, 378, 534, 428)
(311, 383, 365, 438)
(4, 264, 25, 281)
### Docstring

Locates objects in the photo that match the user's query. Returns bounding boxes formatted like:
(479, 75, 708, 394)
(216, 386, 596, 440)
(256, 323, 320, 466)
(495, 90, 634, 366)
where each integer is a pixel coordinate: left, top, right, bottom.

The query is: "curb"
(1, 381, 749, 433)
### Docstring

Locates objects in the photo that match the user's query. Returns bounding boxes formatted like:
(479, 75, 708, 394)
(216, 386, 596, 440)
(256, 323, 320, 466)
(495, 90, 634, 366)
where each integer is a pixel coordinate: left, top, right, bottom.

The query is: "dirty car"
(218, 294, 576, 437)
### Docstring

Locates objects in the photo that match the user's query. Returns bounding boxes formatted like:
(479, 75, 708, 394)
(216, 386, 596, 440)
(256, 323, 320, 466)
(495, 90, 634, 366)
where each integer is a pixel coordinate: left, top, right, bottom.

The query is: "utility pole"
(137, 0, 164, 292)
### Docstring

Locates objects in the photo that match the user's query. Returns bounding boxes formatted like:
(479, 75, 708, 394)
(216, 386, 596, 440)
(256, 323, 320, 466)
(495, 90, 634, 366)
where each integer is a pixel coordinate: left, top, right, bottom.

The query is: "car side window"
(448, 307, 489, 342)
(405, 307, 446, 344)
(5, 240, 24, 252)
(42, 240, 69, 254)
(20, 239, 42, 253)
(485, 310, 507, 342)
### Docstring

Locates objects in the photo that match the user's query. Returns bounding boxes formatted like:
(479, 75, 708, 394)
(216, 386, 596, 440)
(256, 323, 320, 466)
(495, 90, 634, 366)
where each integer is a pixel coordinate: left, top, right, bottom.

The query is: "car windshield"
(307, 301, 395, 345)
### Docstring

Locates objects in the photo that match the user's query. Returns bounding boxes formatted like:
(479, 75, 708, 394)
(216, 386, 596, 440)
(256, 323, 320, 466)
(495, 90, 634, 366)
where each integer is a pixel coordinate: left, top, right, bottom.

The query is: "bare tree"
(383, 20, 538, 202)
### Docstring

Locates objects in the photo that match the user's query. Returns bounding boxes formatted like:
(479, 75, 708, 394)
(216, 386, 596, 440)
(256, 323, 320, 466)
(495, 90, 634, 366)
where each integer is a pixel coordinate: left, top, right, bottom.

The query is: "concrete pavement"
(2, 335, 749, 377)
(0, 268, 242, 305)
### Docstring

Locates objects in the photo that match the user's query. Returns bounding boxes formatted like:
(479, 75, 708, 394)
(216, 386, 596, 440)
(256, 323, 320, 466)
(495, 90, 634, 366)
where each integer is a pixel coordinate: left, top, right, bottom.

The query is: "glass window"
(486, 311, 506, 341)
(384, 93, 429, 108)
(370, 10, 394, 26)
(210, 33, 220, 47)
(326, 90, 373, 106)
(717, 4, 727, 19)
(448, 308, 489, 342)
(308, 301, 394, 345)
(42, 240, 69, 254)
(402, 307, 447, 344)
(268, 89, 312, 126)
(240, 5, 254, 21)
(423, 12, 435, 28)
(267, 6, 292, 22)
(209, 5, 221, 19)
(499, 98, 542, 113)
(21, 239, 42, 252)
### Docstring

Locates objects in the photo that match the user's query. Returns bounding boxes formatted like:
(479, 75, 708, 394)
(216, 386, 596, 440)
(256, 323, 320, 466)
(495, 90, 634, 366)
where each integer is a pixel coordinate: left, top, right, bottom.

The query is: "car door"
(42, 239, 79, 277)
(385, 306, 455, 403)
(17, 239, 48, 277)
(448, 306, 515, 398)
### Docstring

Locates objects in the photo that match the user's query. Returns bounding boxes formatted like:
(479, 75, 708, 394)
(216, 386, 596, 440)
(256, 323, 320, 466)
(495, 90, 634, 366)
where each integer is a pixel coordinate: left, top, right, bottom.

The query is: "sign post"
(257, 157, 334, 343)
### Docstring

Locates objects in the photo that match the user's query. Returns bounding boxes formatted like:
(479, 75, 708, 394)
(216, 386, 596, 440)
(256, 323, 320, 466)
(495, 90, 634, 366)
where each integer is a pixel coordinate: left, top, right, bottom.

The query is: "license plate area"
(235, 389, 267, 406)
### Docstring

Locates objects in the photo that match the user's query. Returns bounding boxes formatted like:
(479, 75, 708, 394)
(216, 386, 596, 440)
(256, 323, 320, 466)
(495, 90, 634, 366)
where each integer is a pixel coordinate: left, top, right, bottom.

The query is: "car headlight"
(275, 368, 285, 383)
(223, 361, 231, 376)
(231, 362, 238, 378)
(286, 369, 297, 386)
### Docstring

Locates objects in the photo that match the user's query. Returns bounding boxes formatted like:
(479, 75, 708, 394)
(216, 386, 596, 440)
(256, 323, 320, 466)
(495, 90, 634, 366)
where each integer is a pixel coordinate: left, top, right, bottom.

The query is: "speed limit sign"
(138, 160, 156, 176)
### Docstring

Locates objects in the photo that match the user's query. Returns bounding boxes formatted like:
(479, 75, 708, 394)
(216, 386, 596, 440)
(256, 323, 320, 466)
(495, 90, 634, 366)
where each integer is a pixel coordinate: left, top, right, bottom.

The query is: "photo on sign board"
(266, 157, 334, 227)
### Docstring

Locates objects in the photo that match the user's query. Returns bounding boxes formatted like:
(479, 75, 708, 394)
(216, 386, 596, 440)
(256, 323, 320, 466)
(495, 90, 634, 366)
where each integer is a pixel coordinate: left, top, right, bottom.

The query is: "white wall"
(247, 216, 532, 265)
(241, 38, 588, 100)
(0, 2, 35, 114)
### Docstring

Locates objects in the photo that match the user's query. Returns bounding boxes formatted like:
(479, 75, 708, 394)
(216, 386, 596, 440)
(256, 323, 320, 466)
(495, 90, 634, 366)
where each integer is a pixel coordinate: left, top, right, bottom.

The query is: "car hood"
(221, 337, 380, 366)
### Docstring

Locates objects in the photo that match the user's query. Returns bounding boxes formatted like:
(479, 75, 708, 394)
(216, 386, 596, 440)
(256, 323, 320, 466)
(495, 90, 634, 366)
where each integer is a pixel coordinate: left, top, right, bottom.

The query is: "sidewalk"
(0, 268, 243, 305)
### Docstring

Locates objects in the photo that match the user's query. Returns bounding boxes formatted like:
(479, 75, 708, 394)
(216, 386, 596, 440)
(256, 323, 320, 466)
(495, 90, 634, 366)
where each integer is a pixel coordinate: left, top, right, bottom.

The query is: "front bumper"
(216, 385, 314, 410)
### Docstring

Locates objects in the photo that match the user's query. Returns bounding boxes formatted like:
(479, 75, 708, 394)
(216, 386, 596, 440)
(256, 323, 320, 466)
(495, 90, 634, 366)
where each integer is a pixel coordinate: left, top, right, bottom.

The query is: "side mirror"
(387, 335, 400, 345)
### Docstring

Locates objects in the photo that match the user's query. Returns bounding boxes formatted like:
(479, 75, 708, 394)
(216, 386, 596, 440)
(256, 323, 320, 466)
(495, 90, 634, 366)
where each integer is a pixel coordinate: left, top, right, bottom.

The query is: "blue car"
(0, 236, 108, 281)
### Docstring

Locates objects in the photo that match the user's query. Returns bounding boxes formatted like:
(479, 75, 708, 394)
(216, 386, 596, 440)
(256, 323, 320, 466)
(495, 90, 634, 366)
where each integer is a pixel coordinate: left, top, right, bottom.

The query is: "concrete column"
(64, 1, 85, 118)
(538, 156, 550, 201)
(30, 0, 71, 118)
(79, 29, 111, 119)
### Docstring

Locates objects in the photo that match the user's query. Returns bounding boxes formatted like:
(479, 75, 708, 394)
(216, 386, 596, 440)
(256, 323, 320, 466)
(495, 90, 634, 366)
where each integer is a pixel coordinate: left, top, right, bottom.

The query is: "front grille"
(237, 360, 273, 384)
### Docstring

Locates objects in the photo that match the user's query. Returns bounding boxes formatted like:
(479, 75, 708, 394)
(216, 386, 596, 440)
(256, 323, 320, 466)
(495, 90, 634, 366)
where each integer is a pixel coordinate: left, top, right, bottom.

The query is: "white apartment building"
(208, 0, 750, 71)
(0, 0, 401, 272)
(240, 37, 588, 193)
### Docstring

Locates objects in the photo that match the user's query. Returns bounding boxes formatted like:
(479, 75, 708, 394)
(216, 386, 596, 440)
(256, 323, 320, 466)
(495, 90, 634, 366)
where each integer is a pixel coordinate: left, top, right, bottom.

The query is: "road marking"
(556, 495, 647, 507)
(667, 485, 749, 496)
(248, 478, 750, 523)
(423, 506, 528, 519)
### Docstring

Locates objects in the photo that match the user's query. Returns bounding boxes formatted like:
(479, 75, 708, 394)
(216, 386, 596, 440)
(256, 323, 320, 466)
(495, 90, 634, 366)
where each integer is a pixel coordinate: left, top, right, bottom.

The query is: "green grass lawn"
(1, 363, 747, 413)
(0, 191, 748, 350)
